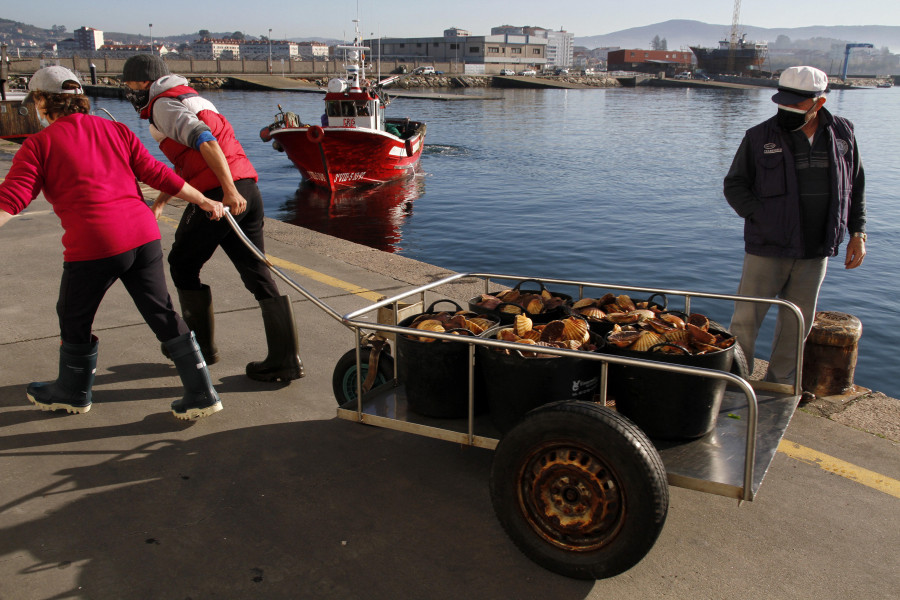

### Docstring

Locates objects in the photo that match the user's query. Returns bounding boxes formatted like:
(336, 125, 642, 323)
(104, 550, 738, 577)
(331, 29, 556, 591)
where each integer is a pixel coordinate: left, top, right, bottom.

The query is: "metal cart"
(226, 211, 804, 580)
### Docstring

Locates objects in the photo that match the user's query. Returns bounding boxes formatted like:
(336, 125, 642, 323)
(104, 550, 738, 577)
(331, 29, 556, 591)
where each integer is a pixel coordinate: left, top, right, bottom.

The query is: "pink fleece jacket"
(0, 113, 185, 261)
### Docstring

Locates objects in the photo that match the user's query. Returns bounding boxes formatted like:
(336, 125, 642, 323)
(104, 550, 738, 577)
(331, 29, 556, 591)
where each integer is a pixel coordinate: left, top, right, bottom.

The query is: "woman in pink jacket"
(0, 66, 224, 420)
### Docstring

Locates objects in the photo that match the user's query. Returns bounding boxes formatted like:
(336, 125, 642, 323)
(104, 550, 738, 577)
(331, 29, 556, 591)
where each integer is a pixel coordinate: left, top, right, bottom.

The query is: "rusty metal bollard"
(802, 311, 863, 396)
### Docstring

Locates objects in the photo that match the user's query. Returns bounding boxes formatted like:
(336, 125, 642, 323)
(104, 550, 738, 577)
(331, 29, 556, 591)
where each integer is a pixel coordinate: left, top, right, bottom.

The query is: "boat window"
(326, 102, 340, 117)
(341, 102, 356, 117)
(356, 103, 370, 116)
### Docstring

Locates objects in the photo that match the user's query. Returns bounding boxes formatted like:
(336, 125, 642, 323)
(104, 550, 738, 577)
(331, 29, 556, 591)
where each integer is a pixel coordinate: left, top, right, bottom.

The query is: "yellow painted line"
(779, 440, 900, 499)
(266, 254, 384, 302)
(156, 214, 383, 302)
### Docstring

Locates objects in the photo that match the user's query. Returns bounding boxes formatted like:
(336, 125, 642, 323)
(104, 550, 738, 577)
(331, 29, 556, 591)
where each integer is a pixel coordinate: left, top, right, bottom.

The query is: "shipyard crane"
(841, 43, 874, 81)
(726, 0, 742, 74)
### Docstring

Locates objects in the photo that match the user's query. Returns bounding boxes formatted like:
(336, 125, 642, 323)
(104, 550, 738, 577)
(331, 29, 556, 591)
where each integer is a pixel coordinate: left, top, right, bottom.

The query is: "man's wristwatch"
(852, 232, 867, 242)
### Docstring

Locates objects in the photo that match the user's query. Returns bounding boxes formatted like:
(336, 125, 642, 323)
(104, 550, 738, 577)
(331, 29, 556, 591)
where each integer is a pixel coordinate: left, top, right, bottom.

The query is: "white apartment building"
(192, 39, 242, 59)
(240, 40, 299, 60)
(73, 27, 104, 52)
(297, 41, 329, 59)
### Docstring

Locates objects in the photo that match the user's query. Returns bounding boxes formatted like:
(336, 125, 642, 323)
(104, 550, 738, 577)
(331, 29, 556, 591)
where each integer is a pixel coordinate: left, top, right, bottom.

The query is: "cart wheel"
(709, 320, 750, 380)
(332, 347, 394, 406)
(490, 400, 668, 580)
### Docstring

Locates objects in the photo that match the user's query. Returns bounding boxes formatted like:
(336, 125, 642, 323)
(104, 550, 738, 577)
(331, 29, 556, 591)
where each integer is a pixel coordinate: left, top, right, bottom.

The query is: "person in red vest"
(0, 66, 224, 419)
(122, 55, 304, 383)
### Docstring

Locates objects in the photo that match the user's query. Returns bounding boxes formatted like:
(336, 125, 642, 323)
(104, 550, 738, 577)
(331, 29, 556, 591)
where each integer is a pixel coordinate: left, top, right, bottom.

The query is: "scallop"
(607, 329, 642, 348)
(514, 314, 533, 336)
(540, 320, 566, 342)
(561, 317, 590, 343)
(525, 297, 545, 314)
(577, 306, 606, 321)
(631, 330, 665, 352)
(688, 313, 710, 331)
(572, 298, 598, 310)
(616, 294, 636, 312)
(687, 323, 717, 345)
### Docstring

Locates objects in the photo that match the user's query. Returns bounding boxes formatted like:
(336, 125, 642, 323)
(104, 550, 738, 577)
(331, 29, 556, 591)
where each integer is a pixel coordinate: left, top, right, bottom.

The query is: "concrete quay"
(1, 141, 898, 599)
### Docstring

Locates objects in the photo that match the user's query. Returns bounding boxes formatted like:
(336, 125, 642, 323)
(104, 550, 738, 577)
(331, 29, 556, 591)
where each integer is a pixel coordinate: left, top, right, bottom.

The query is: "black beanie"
(122, 54, 169, 82)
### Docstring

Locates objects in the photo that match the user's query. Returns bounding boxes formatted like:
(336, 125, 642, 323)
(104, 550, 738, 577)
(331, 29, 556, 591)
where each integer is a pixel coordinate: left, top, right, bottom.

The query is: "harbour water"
(91, 84, 900, 398)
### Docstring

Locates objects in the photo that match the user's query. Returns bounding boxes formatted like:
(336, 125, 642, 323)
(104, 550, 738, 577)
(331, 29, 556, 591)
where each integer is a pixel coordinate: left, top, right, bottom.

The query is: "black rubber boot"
(164, 331, 222, 420)
(26, 336, 98, 414)
(245, 295, 305, 382)
(161, 285, 219, 364)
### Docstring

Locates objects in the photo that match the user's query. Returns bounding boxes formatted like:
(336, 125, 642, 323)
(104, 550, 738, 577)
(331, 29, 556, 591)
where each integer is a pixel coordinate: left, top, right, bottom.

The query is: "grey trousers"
(729, 253, 827, 384)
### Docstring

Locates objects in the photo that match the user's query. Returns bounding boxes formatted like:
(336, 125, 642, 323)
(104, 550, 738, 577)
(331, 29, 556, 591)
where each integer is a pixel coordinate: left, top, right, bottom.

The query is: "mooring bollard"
(801, 311, 863, 396)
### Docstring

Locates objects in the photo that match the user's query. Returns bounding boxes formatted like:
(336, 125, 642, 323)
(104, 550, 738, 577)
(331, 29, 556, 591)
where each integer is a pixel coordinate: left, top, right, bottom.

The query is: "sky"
(4, 0, 899, 40)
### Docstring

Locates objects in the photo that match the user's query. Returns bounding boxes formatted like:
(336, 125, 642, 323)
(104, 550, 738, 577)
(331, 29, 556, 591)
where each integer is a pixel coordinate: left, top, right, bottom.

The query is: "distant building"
(192, 38, 242, 59)
(73, 27, 104, 53)
(491, 25, 573, 68)
(297, 41, 329, 59)
(363, 29, 546, 73)
(240, 40, 299, 60)
(607, 48, 693, 75)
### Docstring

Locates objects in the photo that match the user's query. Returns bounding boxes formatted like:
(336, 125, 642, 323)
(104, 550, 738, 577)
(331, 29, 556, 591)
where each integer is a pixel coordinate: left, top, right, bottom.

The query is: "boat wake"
(423, 144, 471, 157)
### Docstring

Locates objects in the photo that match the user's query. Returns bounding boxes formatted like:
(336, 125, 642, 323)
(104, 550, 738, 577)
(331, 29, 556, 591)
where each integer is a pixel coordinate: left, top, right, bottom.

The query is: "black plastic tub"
(396, 300, 495, 419)
(476, 325, 601, 433)
(603, 332, 735, 441)
(468, 279, 573, 325)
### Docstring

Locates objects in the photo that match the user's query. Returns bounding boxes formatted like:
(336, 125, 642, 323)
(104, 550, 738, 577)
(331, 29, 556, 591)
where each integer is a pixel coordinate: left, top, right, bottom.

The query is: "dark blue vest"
(743, 108, 856, 258)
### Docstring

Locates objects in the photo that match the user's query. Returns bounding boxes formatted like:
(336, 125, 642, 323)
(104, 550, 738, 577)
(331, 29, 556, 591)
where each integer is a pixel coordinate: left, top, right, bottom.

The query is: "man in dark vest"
(724, 65, 866, 385)
(122, 54, 304, 383)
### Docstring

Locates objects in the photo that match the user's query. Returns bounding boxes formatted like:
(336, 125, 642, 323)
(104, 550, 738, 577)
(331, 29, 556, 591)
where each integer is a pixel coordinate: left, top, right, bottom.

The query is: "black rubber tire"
(490, 400, 669, 580)
(709, 319, 750, 380)
(332, 347, 394, 406)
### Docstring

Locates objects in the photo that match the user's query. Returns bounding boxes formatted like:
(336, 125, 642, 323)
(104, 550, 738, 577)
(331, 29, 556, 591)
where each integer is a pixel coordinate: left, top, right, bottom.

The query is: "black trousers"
(57, 240, 189, 344)
(169, 179, 279, 301)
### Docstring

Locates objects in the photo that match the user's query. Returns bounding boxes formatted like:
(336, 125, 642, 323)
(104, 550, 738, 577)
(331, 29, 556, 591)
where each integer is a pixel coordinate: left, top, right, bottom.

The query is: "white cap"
(27, 66, 84, 95)
(772, 66, 827, 105)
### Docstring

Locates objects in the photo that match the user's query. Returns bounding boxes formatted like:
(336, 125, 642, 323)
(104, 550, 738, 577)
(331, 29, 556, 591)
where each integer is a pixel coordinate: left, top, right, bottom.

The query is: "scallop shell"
(688, 313, 710, 331)
(606, 311, 641, 324)
(660, 313, 686, 329)
(514, 314, 533, 336)
(687, 322, 717, 345)
(541, 289, 553, 301)
(577, 306, 606, 321)
(496, 328, 518, 342)
(525, 297, 545, 314)
(715, 335, 736, 349)
(631, 330, 665, 352)
(444, 314, 468, 331)
(496, 289, 519, 302)
(464, 319, 487, 335)
(415, 320, 445, 342)
(607, 329, 642, 348)
(522, 329, 543, 342)
(475, 295, 502, 310)
(616, 294, 636, 312)
(561, 317, 590, 343)
(572, 298, 598, 309)
(467, 317, 495, 331)
(540, 320, 566, 342)
(665, 329, 690, 345)
(500, 303, 523, 315)
(632, 309, 656, 322)
(647, 318, 676, 334)
(598, 293, 617, 306)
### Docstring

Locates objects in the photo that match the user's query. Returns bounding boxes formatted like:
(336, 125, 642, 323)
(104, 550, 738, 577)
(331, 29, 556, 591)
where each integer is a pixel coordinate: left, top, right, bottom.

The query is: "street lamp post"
(149, 23, 153, 54)
(268, 28, 272, 74)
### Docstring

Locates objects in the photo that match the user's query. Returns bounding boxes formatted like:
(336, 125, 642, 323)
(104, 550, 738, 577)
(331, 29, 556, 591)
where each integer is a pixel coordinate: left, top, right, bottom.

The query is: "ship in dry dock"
(690, 34, 767, 75)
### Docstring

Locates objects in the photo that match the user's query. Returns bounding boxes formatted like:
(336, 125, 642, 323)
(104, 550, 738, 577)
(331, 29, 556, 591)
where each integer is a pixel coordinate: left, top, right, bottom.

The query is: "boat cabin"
(323, 58, 386, 132)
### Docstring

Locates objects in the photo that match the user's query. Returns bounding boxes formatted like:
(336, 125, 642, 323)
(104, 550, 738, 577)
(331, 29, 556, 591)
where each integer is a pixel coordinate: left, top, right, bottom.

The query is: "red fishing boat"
(259, 34, 426, 192)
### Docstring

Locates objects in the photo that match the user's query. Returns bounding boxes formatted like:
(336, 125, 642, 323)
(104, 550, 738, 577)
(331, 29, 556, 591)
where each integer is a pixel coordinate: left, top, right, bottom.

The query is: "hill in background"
(575, 19, 900, 51)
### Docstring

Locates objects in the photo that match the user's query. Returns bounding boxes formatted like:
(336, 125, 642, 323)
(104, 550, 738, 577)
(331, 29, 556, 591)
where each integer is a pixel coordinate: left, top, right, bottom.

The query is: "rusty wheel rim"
(516, 441, 625, 552)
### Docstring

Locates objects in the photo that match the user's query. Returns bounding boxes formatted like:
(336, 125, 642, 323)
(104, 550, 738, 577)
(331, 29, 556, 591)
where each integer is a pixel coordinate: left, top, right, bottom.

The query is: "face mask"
(776, 104, 816, 131)
(125, 88, 150, 113)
